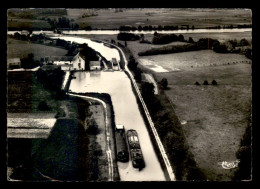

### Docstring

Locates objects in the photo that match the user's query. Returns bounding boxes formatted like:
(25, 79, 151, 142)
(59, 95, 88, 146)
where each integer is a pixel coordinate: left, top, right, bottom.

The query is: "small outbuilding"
(8, 58, 21, 69)
(90, 61, 101, 71)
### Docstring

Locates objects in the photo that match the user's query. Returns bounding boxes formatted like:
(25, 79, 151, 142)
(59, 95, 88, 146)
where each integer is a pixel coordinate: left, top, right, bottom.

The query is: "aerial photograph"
(6, 8, 252, 182)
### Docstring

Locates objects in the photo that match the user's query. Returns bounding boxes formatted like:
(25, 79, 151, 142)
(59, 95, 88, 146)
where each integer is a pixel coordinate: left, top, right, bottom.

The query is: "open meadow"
(8, 8, 252, 30)
(154, 63, 251, 180)
(121, 30, 252, 180)
(7, 37, 68, 61)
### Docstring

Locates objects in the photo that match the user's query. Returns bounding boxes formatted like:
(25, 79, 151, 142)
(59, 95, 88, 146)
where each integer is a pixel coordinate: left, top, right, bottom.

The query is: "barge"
(115, 125, 129, 162)
(127, 129, 145, 170)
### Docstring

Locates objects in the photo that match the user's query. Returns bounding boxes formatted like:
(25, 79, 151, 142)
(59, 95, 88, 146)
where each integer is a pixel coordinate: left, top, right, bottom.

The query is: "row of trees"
(139, 36, 252, 59)
(117, 32, 140, 41)
(46, 17, 80, 30)
(127, 55, 142, 82)
(152, 33, 186, 44)
(119, 24, 252, 32)
(119, 25, 183, 31)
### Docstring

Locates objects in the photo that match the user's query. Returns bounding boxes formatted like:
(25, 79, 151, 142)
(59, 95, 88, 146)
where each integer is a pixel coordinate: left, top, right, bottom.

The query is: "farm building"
(72, 52, 85, 70)
(8, 58, 21, 69)
(90, 61, 101, 71)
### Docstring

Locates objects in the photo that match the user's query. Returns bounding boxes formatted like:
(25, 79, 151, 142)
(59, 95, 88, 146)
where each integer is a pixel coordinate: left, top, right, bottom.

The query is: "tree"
(240, 38, 249, 46)
(140, 34, 144, 41)
(161, 78, 168, 89)
(134, 67, 142, 82)
(211, 80, 218, 85)
(141, 82, 155, 101)
(195, 81, 200, 85)
(38, 101, 50, 111)
(203, 80, 209, 85)
(128, 55, 138, 71)
(178, 34, 185, 42)
(14, 32, 21, 39)
(188, 37, 194, 43)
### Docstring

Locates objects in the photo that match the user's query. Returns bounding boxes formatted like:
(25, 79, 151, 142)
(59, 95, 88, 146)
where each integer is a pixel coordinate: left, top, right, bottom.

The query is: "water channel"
(57, 36, 166, 181)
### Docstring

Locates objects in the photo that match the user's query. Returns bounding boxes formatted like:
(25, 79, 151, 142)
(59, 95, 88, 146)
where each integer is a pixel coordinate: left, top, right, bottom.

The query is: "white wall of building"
(72, 53, 85, 70)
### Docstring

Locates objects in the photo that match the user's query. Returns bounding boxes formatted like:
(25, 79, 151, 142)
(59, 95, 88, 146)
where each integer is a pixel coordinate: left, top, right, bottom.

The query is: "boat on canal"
(127, 129, 145, 170)
(115, 125, 129, 162)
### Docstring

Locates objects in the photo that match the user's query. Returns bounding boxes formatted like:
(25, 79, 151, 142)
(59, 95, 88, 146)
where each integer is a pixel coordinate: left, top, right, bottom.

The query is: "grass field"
(7, 71, 60, 113)
(121, 30, 252, 180)
(7, 37, 68, 61)
(68, 8, 252, 29)
(137, 50, 251, 72)
(8, 8, 252, 30)
(153, 63, 251, 180)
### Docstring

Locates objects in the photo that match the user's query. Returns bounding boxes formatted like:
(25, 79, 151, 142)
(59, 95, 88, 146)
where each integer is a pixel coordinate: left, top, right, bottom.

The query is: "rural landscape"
(6, 8, 252, 182)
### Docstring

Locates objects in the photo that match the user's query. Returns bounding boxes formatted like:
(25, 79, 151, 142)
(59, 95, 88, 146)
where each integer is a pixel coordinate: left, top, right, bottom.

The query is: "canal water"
(52, 36, 120, 61)
(56, 36, 166, 181)
(70, 71, 165, 181)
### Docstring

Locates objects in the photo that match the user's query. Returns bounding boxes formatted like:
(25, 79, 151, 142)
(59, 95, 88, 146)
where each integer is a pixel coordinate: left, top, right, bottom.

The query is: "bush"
(117, 32, 140, 41)
(211, 80, 218, 85)
(195, 81, 200, 85)
(86, 119, 100, 135)
(152, 33, 179, 44)
(188, 37, 194, 43)
(38, 101, 50, 111)
(161, 78, 168, 89)
(141, 82, 155, 101)
(203, 80, 209, 85)
(55, 108, 66, 118)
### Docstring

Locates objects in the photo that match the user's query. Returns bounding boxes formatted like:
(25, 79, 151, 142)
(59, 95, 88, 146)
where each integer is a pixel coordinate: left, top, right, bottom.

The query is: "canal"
(59, 36, 166, 181)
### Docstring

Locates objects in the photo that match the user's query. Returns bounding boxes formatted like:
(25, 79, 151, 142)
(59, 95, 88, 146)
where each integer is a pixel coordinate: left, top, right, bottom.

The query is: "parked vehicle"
(127, 129, 145, 170)
(115, 125, 129, 162)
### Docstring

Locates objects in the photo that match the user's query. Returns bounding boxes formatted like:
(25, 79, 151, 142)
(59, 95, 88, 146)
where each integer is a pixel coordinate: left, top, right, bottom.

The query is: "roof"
(116, 124, 124, 130)
(73, 52, 85, 61)
(8, 58, 21, 64)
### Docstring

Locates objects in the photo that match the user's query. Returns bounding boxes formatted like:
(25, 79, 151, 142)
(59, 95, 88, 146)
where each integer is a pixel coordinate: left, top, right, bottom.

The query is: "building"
(90, 61, 101, 71)
(61, 64, 73, 71)
(8, 58, 21, 69)
(72, 52, 85, 70)
(21, 30, 29, 36)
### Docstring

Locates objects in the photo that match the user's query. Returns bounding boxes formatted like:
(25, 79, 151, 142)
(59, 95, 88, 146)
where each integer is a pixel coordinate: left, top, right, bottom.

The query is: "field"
(7, 71, 60, 113)
(8, 8, 252, 30)
(137, 50, 251, 72)
(153, 63, 251, 180)
(121, 31, 252, 180)
(7, 37, 68, 61)
(66, 8, 252, 29)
